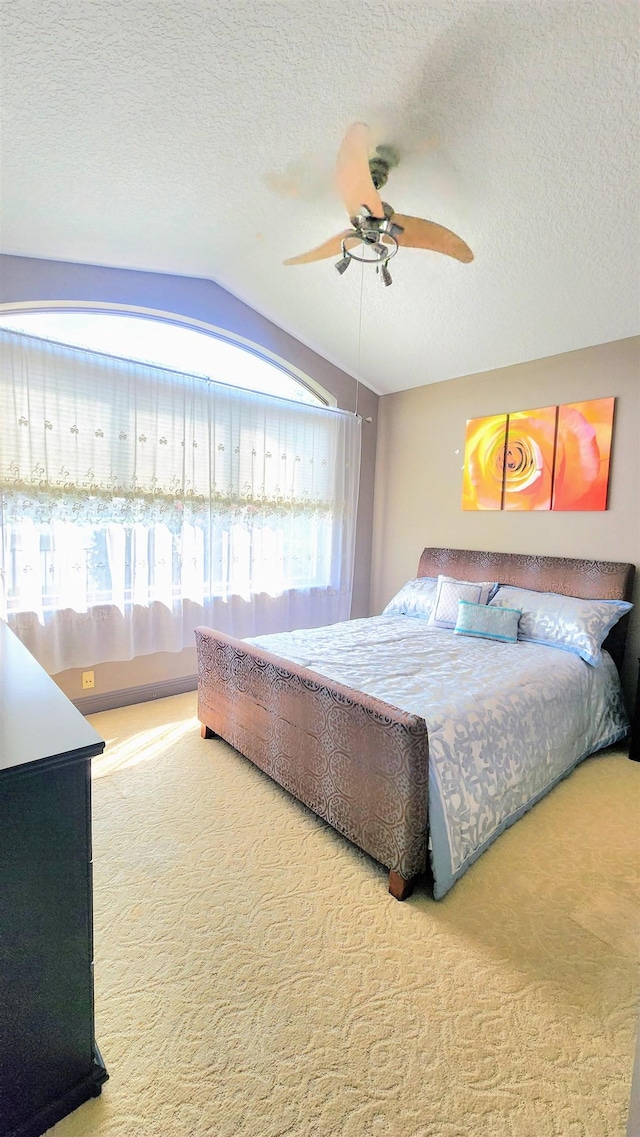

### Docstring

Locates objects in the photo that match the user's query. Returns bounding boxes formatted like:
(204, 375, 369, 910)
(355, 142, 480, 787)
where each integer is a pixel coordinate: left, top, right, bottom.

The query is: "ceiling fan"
(283, 122, 474, 286)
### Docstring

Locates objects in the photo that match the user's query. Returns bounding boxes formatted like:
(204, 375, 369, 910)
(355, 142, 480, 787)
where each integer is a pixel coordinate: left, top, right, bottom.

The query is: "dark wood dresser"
(629, 657, 640, 763)
(0, 621, 108, 1137)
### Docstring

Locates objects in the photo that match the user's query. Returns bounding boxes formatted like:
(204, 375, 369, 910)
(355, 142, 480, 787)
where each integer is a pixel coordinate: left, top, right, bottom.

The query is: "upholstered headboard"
(417, 548, 635, 672)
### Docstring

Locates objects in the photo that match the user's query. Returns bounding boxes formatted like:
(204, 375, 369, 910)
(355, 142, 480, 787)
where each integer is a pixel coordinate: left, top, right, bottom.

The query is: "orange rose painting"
(503, 406, 557, 511)
(462, 414, 508, 510)
(552, 397, 615, 511)
(462, 398, 615, 512)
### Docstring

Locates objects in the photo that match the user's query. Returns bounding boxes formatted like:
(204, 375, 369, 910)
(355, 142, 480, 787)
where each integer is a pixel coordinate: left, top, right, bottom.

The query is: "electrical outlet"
(82, 671, 95, 690)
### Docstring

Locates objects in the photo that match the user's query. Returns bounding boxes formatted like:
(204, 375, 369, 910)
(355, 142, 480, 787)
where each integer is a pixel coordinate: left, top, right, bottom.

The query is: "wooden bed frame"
(195, 548, 635, 900)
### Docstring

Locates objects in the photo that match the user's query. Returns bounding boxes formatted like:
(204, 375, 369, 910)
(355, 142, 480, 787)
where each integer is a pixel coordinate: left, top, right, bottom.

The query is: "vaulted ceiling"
(1, 1, 638, 394)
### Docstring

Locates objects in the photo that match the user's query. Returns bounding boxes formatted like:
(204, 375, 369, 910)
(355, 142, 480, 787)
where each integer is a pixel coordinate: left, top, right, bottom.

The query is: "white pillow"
(428, 575, 498, 630)
(382, 577, 438, 619)
(489, 585, 632, 665)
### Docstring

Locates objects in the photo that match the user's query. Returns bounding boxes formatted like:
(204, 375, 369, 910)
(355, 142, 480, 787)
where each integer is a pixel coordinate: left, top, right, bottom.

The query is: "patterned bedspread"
(248, 616, 629, 896)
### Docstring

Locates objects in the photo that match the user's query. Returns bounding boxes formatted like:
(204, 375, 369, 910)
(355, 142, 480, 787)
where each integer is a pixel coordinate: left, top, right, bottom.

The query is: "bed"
(195, 548, 634, 900)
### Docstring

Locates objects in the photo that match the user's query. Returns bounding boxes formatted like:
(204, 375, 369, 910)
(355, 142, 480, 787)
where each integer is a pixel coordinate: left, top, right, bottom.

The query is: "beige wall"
(371, 336, 640, 703)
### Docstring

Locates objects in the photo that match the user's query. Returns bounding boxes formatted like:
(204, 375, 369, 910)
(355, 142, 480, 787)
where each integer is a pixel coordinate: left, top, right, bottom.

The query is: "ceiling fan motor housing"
(369, 144, 400, 190)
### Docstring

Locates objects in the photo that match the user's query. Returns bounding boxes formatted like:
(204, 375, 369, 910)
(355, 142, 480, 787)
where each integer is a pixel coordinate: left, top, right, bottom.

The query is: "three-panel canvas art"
(462, 397, 615, 512)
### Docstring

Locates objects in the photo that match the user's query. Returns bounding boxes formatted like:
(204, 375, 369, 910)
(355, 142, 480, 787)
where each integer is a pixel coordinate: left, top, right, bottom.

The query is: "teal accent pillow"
(454, 599, 521, 643)
(489, 586, 633, 665)
(382, 577, 438, 619)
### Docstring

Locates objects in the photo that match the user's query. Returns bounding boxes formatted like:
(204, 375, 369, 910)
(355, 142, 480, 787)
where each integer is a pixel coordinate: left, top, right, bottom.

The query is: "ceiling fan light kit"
(283, 122, 474, 287)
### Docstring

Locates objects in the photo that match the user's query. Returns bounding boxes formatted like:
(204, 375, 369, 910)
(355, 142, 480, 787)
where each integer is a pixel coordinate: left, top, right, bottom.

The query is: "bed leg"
(388, 871, 415, 901)
(200, 723, 217, 739)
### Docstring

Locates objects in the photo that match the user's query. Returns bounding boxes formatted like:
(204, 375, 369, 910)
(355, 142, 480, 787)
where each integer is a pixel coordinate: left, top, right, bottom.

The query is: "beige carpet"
(46, 692, 639, 1137)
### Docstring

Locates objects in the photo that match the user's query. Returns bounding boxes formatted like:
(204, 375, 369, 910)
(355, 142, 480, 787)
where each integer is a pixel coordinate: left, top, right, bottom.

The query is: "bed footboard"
(195, 626, 430, 890)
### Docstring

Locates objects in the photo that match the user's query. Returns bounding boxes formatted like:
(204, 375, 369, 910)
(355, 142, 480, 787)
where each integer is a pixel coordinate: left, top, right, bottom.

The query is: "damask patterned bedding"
(196, 548, 635, 900)
(246, 616, 629, 897)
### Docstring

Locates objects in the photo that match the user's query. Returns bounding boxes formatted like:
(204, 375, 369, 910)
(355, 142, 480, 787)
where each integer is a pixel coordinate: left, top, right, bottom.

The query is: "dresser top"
(0, 621, 104, 773)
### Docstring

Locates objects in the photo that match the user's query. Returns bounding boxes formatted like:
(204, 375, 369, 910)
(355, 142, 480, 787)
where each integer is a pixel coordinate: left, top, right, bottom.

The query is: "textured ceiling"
(1, 1, 638, 394)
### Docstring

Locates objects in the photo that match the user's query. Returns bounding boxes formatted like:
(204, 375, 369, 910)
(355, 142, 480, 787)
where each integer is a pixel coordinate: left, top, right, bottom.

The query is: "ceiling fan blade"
(335, 123, 384, 220)
(392, 214, 474, 263)
(283, 230, 354, 266)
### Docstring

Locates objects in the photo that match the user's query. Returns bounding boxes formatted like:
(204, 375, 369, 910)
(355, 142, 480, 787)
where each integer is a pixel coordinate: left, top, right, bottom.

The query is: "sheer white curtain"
(0, 329, 361, 673)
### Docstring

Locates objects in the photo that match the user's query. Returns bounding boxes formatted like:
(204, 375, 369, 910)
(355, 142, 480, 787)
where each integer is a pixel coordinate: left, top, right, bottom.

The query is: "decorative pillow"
(428, 575, 498, 630)
(489, 586, 633, 666)
(382, 577, 438, 619)
(454, 599, 521, 643)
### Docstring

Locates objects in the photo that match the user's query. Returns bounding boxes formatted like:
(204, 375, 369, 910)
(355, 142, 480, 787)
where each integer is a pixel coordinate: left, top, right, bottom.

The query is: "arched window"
(0, 313, 359, 674)
(0, 307, 333, 406)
